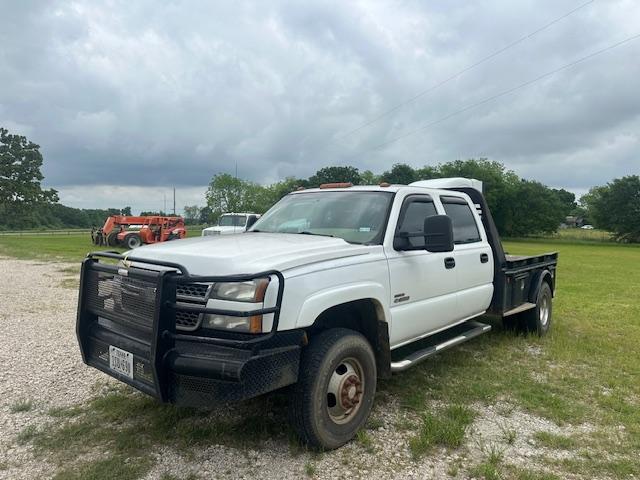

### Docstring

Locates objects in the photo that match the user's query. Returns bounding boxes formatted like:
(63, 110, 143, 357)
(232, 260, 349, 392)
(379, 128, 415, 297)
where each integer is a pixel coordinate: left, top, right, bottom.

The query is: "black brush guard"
(76, 252, 303, 406)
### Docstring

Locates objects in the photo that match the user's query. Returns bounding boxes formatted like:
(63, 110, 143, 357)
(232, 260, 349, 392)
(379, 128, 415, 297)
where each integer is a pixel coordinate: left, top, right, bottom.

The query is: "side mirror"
(245, 215, 259, 230)
(423, 215, 454, 252)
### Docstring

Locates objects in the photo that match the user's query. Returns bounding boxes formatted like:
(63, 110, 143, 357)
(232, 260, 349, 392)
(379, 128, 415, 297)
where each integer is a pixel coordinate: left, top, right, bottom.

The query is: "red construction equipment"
(91, 215, 187, 249)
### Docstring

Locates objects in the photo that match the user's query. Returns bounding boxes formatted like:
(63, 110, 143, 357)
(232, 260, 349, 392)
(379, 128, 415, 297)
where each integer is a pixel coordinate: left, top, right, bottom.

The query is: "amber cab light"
(319, 182, 353, 189)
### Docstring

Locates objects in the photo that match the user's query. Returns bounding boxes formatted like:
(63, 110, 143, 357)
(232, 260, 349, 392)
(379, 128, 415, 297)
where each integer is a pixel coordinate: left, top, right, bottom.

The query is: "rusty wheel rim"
(326, 357, 365, 424)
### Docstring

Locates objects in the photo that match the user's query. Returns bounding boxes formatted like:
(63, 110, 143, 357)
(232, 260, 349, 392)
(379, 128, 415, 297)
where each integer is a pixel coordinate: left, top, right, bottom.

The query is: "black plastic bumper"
(76, 252, 303, 406)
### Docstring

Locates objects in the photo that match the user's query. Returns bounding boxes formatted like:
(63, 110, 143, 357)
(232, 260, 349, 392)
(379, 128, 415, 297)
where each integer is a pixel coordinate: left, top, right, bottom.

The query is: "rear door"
(440, 196, 494, 319)
(386, 194, 459, 347)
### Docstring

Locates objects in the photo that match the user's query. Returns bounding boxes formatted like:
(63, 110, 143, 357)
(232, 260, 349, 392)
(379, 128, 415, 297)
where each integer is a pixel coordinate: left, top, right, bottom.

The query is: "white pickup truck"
(201, 212, 261, 236)
(76, 178, 557, 449)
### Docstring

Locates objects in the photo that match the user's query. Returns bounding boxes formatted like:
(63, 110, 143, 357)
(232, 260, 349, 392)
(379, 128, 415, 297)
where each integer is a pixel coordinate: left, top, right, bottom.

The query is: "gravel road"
(0, 257, 584, 479)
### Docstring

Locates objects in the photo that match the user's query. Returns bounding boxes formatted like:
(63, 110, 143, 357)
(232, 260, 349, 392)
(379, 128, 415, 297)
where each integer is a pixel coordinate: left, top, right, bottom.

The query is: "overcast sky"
(1, 0, 639, 213)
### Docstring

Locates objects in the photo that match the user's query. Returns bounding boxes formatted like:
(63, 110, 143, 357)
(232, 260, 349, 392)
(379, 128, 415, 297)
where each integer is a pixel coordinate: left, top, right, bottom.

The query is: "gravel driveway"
(0, 257, 583, 480)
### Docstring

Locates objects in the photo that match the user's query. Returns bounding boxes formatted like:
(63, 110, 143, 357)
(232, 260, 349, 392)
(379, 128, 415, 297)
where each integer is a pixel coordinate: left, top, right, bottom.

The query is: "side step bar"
(503, 302, 536, 317)
(390, 321, 491, 372)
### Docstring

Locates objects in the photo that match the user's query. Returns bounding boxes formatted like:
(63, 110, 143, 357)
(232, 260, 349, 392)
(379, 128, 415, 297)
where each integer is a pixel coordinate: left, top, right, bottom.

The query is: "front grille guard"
(76, 250, 285, 402)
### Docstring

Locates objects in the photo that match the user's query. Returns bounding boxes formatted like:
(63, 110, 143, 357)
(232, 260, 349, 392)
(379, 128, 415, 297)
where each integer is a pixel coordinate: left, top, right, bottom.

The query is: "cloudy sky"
(1, 0, 639, 213)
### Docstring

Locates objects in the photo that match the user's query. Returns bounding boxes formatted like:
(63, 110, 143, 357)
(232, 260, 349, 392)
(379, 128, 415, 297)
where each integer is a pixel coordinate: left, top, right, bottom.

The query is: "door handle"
(444, 257, 456, 269)
(480, 253, 489, 263)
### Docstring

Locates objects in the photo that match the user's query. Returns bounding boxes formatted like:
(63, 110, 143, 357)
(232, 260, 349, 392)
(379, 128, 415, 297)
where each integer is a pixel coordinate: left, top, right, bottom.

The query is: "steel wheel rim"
(539, 294, 550, 326)
(326, 357, 365, 424)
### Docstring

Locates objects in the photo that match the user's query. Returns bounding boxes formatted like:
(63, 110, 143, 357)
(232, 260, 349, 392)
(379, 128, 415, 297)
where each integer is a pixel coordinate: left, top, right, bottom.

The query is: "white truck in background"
(77, 178, 558, 449)
(201, 212, 261, 236)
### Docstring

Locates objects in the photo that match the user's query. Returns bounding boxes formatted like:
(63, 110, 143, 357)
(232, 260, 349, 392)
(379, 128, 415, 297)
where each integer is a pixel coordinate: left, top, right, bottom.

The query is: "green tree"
(380, 163, 417, 184)
(415, 165, 439, 180)
(551, 188, 577, 216)
(183, 205, 202, 225)
(267, 177, 306, 202)
(430, 158, 519, 235)
(205, 173, 264, 217)
(503, 180, 565, 236)
(0, 127, 58, 228)
(359, 170, 380, 185)
(582, 176, 640, 242)
(308, 166, 361, 186)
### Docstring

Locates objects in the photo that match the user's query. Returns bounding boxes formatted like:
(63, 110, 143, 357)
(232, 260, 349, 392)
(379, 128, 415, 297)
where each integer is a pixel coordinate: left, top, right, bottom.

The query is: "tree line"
(1, 127, 638, 241)
(193, 160, 580, 238)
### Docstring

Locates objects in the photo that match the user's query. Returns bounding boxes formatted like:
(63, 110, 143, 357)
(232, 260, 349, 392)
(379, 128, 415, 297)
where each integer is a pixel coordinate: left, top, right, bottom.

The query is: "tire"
(290, 328, 377, 450)
(124, 234, 142, 249)
(520, 281, 553, 336)
(106, 231, 119, 247)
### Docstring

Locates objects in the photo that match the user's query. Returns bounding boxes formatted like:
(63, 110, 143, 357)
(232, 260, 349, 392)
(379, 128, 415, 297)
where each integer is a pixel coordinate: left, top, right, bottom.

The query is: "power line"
(333, 0, 595, 141)
(361, 33, 640, 153)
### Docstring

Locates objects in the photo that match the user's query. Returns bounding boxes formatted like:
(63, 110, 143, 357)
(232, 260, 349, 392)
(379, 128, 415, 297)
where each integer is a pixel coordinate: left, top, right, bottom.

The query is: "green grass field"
(2, 233, 639, 479)
(0, 229, 204, 262)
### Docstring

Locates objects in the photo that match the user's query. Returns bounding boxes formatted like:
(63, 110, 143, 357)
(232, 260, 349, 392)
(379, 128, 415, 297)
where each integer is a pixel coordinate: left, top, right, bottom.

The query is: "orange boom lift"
(91, 215, 187, 249)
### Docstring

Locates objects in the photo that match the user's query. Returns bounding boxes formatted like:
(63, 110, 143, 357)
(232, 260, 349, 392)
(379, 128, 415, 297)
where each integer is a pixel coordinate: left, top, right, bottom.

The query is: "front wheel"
(124, 234, 142, 249)
(290, 328, 377, 450)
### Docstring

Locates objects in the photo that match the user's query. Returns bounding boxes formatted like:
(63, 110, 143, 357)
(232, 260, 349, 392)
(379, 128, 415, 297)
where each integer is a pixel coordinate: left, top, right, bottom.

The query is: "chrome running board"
(390, 321, 491, 372)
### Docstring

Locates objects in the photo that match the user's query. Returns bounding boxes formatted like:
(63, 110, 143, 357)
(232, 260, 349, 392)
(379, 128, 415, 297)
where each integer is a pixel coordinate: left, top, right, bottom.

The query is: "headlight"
(202, 278, 270, 333)
(202, 314, 262, 333)
(210, 278, 269, 302)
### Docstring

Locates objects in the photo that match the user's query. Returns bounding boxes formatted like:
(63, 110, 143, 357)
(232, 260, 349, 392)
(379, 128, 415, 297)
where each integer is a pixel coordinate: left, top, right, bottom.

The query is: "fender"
(295, 282, 391, 329)
(529, 269, 554, 302)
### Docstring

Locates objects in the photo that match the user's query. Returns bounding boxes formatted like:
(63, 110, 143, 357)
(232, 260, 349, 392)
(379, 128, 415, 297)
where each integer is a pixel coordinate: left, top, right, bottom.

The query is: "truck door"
(386, 195, 459, 347)
(440, 196, 494, 319)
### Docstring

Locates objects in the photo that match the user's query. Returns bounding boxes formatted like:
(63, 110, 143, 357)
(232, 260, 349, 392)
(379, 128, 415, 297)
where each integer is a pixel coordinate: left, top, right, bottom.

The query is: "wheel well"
(530, 270, 554, 303)
(308, 299, 391, 379)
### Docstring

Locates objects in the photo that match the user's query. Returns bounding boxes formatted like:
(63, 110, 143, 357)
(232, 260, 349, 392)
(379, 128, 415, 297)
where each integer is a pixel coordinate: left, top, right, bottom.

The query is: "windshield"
(218, 215, 247, 227)
(249, 191, 393, 244)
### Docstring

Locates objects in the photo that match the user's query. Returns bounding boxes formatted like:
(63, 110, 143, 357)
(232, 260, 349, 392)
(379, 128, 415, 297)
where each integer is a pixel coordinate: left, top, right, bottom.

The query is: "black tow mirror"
(423, 215, 454, 252)
(245, 215, 259, 230)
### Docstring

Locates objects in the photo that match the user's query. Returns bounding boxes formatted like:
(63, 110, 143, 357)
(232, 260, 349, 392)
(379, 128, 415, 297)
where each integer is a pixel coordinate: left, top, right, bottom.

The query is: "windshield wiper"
(298, 231, 335, 238)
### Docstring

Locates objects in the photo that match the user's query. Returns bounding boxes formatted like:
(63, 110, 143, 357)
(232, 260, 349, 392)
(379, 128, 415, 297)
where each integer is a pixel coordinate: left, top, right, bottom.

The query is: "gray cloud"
(1, 0, 639, 211)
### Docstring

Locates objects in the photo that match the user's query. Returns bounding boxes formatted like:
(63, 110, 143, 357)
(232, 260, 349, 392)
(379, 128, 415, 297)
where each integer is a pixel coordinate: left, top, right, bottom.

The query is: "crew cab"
(76, 178, 557, 449)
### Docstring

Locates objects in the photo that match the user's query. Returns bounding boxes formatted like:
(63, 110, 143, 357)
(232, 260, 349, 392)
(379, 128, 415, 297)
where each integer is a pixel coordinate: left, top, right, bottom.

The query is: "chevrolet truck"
(76, 177, 558, 449)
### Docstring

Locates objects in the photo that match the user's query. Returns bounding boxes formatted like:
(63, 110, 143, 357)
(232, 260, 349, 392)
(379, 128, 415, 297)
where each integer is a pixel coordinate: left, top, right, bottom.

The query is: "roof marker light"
(319, 182, 353, 189)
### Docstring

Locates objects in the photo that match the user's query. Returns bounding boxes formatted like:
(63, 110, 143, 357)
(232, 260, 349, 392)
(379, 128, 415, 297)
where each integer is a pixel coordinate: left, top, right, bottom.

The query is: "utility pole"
(173, 187, 176, 215)
(163, 193, 166, 214)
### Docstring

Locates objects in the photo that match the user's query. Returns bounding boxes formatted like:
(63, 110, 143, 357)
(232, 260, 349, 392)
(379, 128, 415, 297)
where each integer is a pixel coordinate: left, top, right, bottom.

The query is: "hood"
(128, 232, 371, 275)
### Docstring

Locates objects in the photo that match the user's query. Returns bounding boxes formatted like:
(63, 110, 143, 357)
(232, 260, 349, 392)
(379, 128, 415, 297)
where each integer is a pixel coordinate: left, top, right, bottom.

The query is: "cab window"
(441, 196, 481, 244)
(396, 197, 438, 248)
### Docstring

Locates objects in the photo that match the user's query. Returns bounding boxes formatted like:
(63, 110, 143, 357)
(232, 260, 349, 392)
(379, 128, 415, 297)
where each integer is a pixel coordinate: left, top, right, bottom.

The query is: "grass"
(409, 404, 475, 457)
(537, 228, 613, 243)
(3, 233, 640, 478)
(304, 461, 316, 477)
(16, 425, 39, 445)
(22, 386, 292, 480)
(533, 431, 576, 450)
(382, 239, 640, 476)
(469, 444, 504, 480)
(0, 228, 203, 262)
(356, 429, 375, 453)
(52, 455, 150, 480)
(10, 399, 34, 413)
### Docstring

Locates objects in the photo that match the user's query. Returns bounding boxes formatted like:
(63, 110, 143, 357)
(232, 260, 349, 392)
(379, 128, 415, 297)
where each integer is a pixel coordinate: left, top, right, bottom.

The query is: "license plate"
(109, 346, 134, 379)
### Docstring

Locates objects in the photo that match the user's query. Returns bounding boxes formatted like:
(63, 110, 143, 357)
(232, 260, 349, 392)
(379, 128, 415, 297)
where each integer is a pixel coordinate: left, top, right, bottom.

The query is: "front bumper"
(76, 252, 302, 406)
